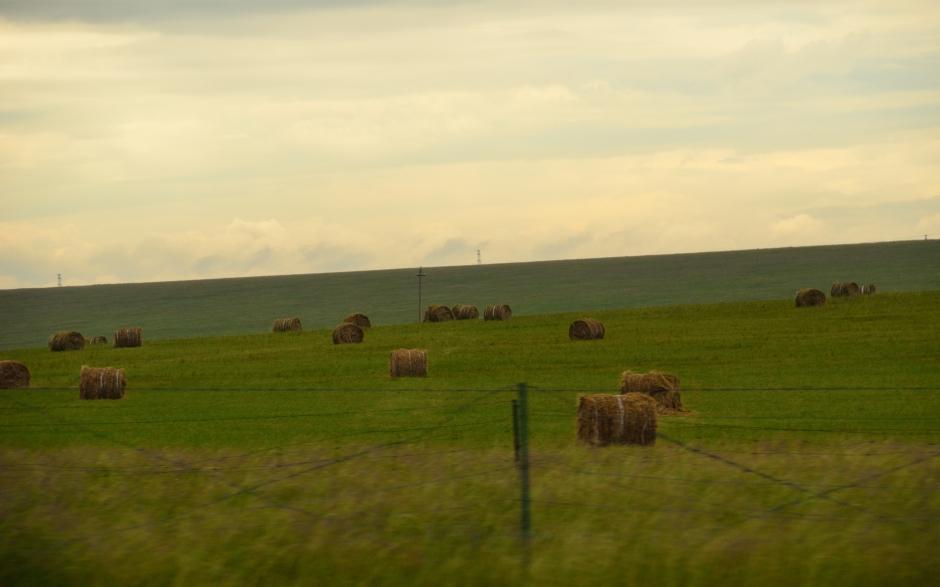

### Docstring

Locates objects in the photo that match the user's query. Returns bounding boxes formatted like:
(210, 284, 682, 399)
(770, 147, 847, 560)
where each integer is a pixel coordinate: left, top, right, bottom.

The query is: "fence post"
(517, 382, 532, 560)
(511, 399, 520, 465)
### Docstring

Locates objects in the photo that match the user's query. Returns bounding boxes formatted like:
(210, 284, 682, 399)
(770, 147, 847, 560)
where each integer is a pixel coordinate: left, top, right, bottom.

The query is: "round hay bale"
(389, 349, 428, 378)
(423, 305, 454, 323)
(830, 282, 843, 297)
(272, 317, 302, 332)
(79, 365, 126, 400)
(48, 331, 85, 352)
(845, 282, 861, 296)
(332, 323, 364, 345)
(114, 327, 142, 348)
(577, 393, 656, 446)
(452, 304, 480, 320)
(91, 336, 108, 345)
(795, 288, 826, 308)
(483, 304, 512, 321)
(0, 360, 30, 389)
(343, 313, 372, 328)
(619, 370, 683, 412)
(569, 318, 605, 340)
(863, 283, 876, 295)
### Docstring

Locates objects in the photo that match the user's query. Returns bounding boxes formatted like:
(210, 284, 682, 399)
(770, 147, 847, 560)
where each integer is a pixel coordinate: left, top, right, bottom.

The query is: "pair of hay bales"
(569, 318, 605, 340)
(0, 360, 30, 389)
(389, 349, 427, 377)
(831, 282, 862, 297)
(333, 313, 371, 344)
(795, 288, 826, 308)
(80, 365, 125, 399)
(576, 369, 684, 446)
(48, 331, 85, 351)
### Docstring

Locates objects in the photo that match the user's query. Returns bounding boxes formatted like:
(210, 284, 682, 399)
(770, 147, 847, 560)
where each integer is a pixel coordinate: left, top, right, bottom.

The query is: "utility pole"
(57, 273, 62, 287)
(416, 267, 426, 322)
(477, 249, 481, 265)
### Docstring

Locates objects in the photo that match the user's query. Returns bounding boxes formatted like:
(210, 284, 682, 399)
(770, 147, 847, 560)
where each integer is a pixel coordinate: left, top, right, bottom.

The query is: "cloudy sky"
(1, 0, 938, 288)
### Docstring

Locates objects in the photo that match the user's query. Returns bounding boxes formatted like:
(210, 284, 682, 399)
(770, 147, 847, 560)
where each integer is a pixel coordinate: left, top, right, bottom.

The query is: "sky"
(1, 0, 939, 289)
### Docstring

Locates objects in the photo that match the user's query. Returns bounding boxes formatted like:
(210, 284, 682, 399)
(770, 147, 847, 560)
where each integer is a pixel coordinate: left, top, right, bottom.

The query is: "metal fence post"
(517, 382, 532, 558)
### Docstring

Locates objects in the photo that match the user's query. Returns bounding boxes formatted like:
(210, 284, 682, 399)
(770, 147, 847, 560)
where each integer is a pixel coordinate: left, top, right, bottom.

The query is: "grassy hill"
(1, 239, 938, 351)
(1, 292, 938, 585)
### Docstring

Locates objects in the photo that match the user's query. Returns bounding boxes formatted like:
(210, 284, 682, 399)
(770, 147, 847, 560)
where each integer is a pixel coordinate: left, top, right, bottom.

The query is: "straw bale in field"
(863, 284, 876, 295)
(0, 360, 30, 389)
(795, 288, 826, 308)
(423, 305, 454, 323)
(483, 304, 512, 321)
(569, 318, 605, 340)
(343, 313, 372, 328)
(577, 393, 656, 446)
(619, 370, 684, 412)
(452, 304, 480, 320)
(114, 327, 142, 348)
(831, 282, 861, 297)
(272, 317, 302, 332)
(389, 349, 428, 378)
(79, 365, 126, 400)
(91, 336, 108, 345)
(48, 331, 85, 352)
(332, 323, 364, 344)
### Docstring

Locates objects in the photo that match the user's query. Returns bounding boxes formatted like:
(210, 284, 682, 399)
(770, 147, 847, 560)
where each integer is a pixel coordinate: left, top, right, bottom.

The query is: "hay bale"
(114, 327, 142, 348)
(569, 318, 605, 340)
(619, 370, 683, 412)
(48, 331, 85, 352)
(423, 305, 454, 323)
(0, 360, 30, 389)
(795, 288, 826, 307)
(452, 304, 480, 320)
(863, 283, 876, 295)
(79, 365, 126, 400)
(831, 282, 861, 297)
(272, 317, 302, 332)
(343, 313, 372, 328)
(389, 349, 428, 378)
(483, 304, 512, 321)
(90, 336, 108, 345)
(332, 323, 364, 345)
(577, 393, 657, 446)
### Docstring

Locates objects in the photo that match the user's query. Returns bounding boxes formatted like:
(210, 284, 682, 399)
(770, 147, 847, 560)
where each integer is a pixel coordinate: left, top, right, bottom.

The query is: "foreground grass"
(1, 292, 939, 585)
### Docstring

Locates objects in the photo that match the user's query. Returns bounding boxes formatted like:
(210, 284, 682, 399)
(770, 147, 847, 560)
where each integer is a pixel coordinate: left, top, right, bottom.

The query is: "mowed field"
(1, 291, 939, 585)
(1, 239, 939, 350)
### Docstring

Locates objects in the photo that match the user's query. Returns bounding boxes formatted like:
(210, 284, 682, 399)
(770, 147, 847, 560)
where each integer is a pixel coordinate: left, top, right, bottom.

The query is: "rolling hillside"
(1, 239, 937, 350)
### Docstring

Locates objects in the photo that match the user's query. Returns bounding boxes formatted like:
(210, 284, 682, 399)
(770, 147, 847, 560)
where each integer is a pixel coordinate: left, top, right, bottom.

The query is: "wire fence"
(1, 383, 939, 561)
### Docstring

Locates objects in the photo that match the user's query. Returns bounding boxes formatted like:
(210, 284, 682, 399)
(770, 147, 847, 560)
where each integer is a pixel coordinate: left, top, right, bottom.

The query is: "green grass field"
(2, 291, 939, 585)
(1, 239, 938, 350)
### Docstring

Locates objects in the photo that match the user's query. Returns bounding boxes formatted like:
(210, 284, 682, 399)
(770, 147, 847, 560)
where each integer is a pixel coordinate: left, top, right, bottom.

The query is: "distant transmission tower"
(477, 249, 481, 265)
(57, 273, 62, 287)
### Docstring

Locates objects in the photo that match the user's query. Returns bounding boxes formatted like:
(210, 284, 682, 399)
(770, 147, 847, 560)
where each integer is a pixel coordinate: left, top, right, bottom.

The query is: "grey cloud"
(0, 0, 381, 23)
